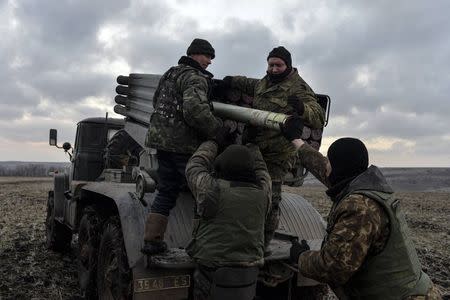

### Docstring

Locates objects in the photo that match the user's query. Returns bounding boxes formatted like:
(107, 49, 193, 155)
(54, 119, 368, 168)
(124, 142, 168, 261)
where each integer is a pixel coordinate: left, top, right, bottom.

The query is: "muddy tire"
(78, 208, 102, 299)
(45, 192, 72, 252)
(97, 216, 132, 300)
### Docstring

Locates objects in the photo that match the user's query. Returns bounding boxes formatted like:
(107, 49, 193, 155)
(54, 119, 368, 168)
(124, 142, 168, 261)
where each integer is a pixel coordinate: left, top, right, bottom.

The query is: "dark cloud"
(31, 71, 114, 104)
(0, 0, 449, 165)
(15, 0, 130, 49)
(210, 19, 277, 78)
(274, 1, 450, 157)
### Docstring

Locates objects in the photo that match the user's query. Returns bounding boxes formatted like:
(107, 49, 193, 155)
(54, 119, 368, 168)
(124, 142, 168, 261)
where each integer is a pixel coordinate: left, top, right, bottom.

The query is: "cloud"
(0, 0, 449, 166)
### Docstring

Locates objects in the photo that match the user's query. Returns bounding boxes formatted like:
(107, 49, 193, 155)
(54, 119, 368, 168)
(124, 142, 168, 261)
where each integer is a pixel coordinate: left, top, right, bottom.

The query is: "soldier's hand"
(223, 119, 238, 133)
(290, 239, 310, 264)
(212, 126, 234, 150)
(222, 76, 233, 89)
(287, 95, 305, 116)
(211, 79, 227, 102)
(242, 125, 258, 144)
(281, 115, 304, 141)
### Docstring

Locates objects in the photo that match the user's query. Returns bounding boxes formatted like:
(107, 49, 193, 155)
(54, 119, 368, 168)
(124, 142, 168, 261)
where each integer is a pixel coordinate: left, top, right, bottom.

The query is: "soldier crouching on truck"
(279, 120, 441, 299)
(185, 140, 271, 300)
(220, 46, 325, 250)
(142, 38, 226, 255)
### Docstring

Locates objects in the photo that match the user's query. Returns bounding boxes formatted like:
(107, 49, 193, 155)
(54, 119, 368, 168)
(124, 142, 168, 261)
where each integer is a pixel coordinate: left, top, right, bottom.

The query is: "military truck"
(46, 73, 331, 299)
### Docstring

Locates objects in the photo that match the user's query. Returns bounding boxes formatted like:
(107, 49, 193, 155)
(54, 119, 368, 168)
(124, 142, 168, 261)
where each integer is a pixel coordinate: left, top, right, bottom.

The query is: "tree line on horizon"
(0, 163, 68, 177)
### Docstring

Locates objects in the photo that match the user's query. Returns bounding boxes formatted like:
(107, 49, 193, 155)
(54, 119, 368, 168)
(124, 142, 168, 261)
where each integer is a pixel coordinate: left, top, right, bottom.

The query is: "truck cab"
(46, 117, 124, 247)
(71, 117, 124, 181)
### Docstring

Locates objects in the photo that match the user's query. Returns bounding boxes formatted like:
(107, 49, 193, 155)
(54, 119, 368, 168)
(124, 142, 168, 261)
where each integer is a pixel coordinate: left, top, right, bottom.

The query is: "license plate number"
(134, 275, 190, 293)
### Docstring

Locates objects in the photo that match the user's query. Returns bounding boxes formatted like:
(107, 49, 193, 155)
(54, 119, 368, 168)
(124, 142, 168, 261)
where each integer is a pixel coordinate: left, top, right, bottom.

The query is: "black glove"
(212, 126, 233, 149)
(211, 79, 227, 102)
(287, 95, 305, 116)
(290, 239, 310, 263)
(242, 125, 258, 144)
(222, 76, 233, 89)
(281, 115, 304, 141)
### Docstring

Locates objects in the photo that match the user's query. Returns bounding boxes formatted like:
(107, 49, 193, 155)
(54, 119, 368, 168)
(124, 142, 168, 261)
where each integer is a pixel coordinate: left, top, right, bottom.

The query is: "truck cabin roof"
(78, 117, 124, 127)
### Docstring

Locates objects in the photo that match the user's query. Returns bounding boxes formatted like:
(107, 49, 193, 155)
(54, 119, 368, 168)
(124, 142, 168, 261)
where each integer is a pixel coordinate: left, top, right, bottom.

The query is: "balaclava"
(327, 137, 369, 186)
(267, 46, 292, 83)
(214, 145, 257, 183)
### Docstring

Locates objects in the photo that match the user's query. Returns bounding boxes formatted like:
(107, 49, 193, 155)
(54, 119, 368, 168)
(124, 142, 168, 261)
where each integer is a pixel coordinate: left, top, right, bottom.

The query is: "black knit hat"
(214, 145, 256, 182)
(327, 137, 369, 185)
(267, 46, 292, 68)
(187, 38, 215, 59)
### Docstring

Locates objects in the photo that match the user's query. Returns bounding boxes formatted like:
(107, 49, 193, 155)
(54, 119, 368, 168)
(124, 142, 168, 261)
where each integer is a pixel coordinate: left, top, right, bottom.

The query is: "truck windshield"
(107, 129, 119, 142)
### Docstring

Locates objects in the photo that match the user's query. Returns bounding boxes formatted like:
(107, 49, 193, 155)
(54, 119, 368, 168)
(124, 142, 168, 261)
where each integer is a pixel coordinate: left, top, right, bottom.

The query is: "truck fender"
(279, 192, 326, 240)
(279, 192, 326, 287)
(53, 173, 69, 220)
(81, 182, 148, 268)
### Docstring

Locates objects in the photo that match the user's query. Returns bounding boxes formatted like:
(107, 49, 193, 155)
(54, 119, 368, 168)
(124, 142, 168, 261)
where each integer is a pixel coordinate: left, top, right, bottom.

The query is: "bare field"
(0, 178, 449, 299)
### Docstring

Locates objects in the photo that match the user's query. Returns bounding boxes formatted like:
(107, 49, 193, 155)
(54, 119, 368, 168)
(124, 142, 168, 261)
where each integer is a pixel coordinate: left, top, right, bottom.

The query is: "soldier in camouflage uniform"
(282, 131, 441, 299)
(185, 141, 271, 300)
(142, 38, 225, 255)
(221, 46, 325, 248)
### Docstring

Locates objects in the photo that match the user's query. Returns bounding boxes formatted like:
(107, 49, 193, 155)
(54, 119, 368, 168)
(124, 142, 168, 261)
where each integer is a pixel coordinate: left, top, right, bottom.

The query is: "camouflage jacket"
(296, 143, 390, 286)
(296, 143, 439, 299)
(185, 141, 272, 267)
(230, 69, 325, 179)
(146, 56, 223, 154)
(185, 141, 271, 221)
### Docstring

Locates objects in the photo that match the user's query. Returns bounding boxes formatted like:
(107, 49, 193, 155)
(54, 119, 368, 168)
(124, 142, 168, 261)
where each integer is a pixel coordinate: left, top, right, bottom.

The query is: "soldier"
(185, 140, 271, 300)
(280, 120, 441, 299)
(221, 46, 325, 249)
(142, 38, 225, 255)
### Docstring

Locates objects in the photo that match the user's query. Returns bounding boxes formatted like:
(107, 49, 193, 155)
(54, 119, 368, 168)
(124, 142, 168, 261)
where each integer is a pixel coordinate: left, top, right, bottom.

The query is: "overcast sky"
(0, 0, 449, 166)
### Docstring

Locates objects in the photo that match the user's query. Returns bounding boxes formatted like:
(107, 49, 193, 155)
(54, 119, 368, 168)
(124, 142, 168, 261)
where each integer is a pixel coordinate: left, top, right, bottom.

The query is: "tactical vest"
(146, 65, 212, 154)
(336, 190, 432, 299)
(187, 179, 268, 267)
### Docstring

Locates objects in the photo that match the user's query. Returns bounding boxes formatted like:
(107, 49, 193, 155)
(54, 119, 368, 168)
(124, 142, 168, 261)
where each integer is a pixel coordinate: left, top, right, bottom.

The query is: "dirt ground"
(0, 177, 449, 299)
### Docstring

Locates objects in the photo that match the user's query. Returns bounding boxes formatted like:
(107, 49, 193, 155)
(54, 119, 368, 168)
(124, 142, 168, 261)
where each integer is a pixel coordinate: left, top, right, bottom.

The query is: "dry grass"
(0, 178, 448, 298)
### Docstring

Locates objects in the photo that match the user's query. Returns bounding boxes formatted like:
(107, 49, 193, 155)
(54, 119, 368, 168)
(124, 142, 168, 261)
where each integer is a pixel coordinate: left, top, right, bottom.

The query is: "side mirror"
(49, 129, 57, 146)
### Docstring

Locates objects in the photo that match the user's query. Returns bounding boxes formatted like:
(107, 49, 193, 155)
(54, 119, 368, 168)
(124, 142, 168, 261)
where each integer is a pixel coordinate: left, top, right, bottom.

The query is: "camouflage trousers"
(264, 181, 282, 248)
(262, 156, 296, 248)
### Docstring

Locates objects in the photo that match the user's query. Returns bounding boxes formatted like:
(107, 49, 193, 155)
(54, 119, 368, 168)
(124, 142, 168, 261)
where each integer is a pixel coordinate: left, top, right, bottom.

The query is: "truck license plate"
(134, 275, 190, 293)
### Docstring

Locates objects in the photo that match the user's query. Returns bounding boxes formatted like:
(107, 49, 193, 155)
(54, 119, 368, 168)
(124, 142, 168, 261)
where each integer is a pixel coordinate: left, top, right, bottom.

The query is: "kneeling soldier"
(185, 141, 271, 300)
(280, 118, 441, 300)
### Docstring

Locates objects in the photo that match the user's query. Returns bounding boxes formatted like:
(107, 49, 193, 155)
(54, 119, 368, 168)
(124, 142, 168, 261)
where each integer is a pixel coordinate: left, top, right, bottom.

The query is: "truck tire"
(97, 216, 132, 300)
(45, 192, 72, 252)
(78, 208, 101, 299)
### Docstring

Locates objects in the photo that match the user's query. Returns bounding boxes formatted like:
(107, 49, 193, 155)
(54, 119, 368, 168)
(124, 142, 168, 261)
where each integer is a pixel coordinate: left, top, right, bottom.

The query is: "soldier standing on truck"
(220, 46, 325, 249)
(142, 38, 226, 255)
(280, 120, 441, 299)
(185, 141, 271, 300)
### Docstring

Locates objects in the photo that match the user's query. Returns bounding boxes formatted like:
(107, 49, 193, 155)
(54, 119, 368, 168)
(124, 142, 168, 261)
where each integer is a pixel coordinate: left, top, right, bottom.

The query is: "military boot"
(142, 213, 168, 255)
